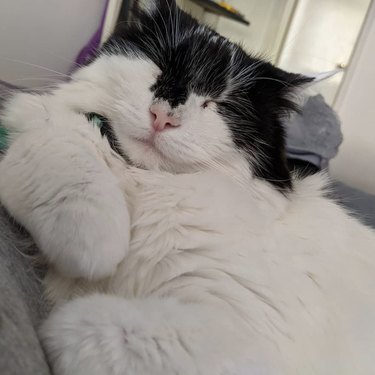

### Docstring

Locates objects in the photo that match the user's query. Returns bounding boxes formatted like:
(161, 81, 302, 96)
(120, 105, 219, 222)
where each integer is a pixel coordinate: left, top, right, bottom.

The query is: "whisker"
(0, 57, 71, 79)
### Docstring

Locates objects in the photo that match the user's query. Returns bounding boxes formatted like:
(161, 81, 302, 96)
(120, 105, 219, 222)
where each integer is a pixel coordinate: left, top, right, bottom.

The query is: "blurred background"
(0, 0, 374, 193)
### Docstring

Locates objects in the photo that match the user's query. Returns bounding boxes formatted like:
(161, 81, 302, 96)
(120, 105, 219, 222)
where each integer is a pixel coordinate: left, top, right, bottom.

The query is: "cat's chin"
(124, 137, 199, 174)
(133, 137, 164, 158)
(121, 134, 176, 172)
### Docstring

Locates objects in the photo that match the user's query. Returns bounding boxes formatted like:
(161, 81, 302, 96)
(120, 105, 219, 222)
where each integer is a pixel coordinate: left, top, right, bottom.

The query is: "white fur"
(0, 94, 130, 279)
(1, 54, 375, 374)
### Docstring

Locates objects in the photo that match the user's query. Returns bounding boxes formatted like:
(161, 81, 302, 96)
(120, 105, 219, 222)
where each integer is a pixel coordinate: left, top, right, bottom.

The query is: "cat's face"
(70, 0, 311, 190)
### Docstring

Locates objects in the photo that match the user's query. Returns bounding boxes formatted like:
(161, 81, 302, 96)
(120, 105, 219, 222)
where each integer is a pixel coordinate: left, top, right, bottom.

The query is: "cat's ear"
(269, 66, 340, 90)
(269, 66, 314, 90)
(266, 66, 339, 113)
(304, 69, 341, 85)
(261, 66, 314, 115)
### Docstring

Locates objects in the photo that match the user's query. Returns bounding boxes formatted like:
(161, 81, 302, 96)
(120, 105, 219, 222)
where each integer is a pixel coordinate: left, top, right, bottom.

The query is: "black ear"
(265, 65, 314, 116)
(241, 64, 314, 192)
(270, 65, 314, 87)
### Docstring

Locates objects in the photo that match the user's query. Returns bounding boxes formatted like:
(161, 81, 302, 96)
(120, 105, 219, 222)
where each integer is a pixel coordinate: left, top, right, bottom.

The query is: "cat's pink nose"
(150, 104, 180, 132)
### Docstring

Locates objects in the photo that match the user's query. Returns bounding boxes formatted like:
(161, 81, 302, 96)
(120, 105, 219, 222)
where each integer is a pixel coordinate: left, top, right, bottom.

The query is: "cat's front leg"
(0, 93, 130, 280)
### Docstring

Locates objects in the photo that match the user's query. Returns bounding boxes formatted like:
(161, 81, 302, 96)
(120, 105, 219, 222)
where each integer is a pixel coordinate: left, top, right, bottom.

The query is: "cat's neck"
(199, 152, 290, 222)
(199, 151, 253, 185)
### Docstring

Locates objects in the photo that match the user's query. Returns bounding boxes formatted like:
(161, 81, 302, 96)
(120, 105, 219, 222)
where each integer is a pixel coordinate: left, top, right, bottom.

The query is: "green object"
(0, 123, 8, 151)
(86, 112, 132, 164)
(86, 113, 106, 129)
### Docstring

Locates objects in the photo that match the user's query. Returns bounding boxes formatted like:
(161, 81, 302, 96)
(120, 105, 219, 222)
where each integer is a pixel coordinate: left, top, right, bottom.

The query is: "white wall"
(180, 0, 295, 62)
(0, 0, 107, 88)
(177, 0, 205, 19)
(277, 0, 370, 104)
(214, 0, 295, 62)
(331, 1, 375, 194)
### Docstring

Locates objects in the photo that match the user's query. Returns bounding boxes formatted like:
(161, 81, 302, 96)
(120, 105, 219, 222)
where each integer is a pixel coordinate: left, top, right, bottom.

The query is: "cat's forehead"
(103, 7, 252, 107)
(150, 31, 233, 107)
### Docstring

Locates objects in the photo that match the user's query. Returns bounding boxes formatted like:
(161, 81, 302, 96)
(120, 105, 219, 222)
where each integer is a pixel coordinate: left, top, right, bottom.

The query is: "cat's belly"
(45, 170, 375, 373)
(108, 212, 375, 374)
(120, 180, 375, 374)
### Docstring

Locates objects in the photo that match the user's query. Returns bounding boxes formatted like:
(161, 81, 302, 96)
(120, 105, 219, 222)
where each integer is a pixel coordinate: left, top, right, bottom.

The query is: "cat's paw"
(41, 194, 130, 280)
(1, 92, 49, 133)
(40, 295, 257, 375)
(0, 126, 130, 280)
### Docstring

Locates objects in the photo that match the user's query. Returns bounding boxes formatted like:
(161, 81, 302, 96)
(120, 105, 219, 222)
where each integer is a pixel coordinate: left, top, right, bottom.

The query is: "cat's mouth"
(132, 134, 168, 159)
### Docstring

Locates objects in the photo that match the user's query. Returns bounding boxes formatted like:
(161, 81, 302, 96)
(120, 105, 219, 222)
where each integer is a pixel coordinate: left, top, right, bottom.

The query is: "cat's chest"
(112, 170, 265, 298)
(112, 170, 313, 301)
(113, 169, 375, 311)
(111, 177, 375, 372)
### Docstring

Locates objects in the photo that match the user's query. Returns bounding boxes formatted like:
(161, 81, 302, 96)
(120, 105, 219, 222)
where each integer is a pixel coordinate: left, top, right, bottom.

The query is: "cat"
(0, 1, 375, 374)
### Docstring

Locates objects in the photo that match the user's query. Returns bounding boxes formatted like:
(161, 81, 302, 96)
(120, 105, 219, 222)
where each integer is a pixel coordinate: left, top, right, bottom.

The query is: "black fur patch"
(101, 0, 312, 191)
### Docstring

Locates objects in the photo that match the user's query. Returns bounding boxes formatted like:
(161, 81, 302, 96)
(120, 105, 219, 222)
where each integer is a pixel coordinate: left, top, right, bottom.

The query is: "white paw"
(0, 126, 130, 280)
(38, 194, 130, 280)
(40, 295, 188, 375)
(1, 92, 49, 133)
(40, 295, 254, 375)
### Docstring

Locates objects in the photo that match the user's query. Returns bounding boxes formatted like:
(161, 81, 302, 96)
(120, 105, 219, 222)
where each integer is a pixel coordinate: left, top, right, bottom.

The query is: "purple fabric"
(73, 0, 110, 70)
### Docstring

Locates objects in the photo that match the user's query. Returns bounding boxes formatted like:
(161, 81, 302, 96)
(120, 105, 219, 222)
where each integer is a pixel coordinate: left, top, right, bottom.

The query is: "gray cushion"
(331, 181, 375, 229)
(0, 207, 51, 375)
(286, 94, 343, 169)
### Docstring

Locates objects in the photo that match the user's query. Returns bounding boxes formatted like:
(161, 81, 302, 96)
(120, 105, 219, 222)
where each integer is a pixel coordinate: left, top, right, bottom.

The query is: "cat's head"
(72, 0, 312, 190)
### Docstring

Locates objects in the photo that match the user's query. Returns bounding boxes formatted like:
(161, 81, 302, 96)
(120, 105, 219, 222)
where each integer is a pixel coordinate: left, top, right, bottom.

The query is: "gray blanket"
(286, 94, 343, 169)
(0, 208, 50, 375)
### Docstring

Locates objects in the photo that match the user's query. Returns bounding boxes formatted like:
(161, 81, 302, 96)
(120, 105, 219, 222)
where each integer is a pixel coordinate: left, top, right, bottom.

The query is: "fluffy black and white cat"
(0, 1, 375, 374)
